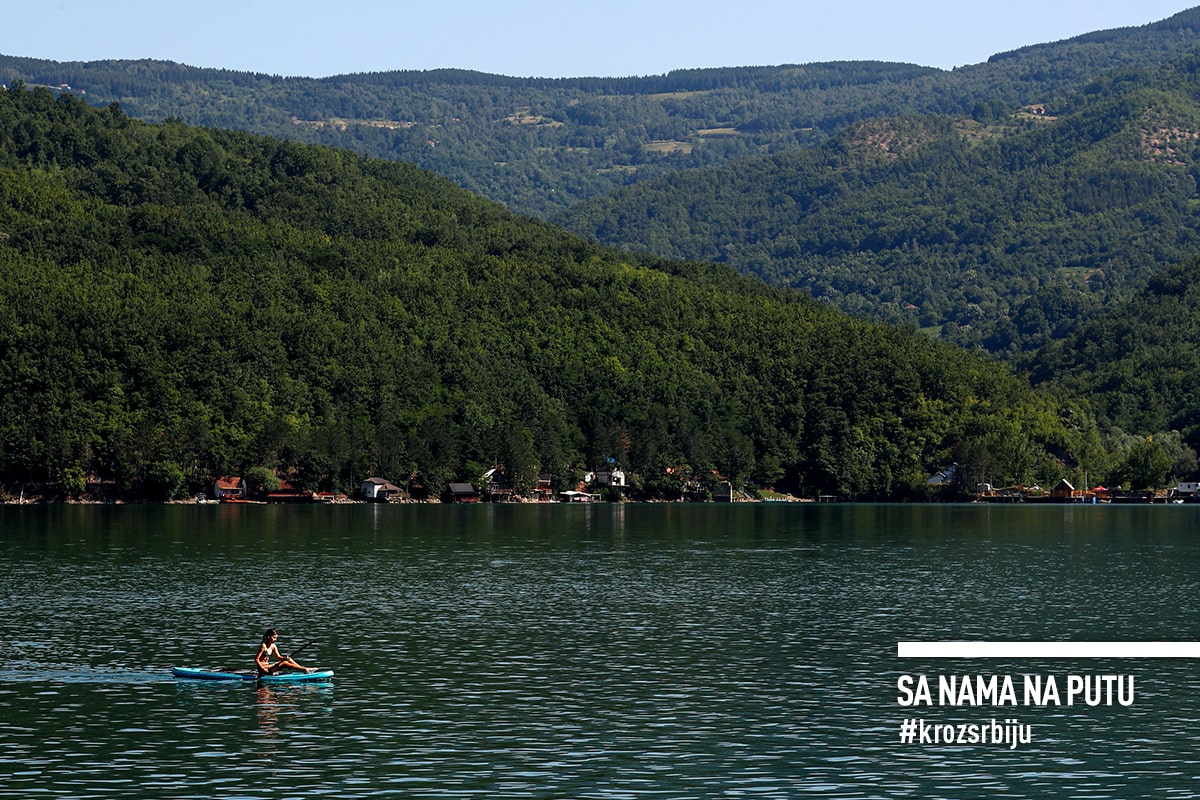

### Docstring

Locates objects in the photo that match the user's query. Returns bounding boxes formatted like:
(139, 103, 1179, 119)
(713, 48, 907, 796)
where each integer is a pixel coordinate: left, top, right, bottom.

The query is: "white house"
(362, 477, 404, 501)
(585, 468, 627, 488)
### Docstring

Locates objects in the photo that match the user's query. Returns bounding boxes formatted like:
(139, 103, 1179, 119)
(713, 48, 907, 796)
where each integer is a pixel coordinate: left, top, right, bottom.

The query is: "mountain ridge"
(4, 7, 1200, 217)
(556, 64, 1200, 357)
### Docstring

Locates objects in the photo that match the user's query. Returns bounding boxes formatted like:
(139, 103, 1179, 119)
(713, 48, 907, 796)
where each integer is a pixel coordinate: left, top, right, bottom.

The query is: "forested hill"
(558, 58, 1200, 362)
(1, 7, 1199, 216)
(1028, 256, 1200, 440)
(1016, 254, 1200, 487)
(0, 84, 1104, 501)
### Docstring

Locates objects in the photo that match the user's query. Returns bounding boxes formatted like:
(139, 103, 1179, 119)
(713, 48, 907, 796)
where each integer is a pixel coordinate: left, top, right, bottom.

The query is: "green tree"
(1109, 437, 1173, 489)
(245, 466, 282, 495)
(144, 460, 189, 500)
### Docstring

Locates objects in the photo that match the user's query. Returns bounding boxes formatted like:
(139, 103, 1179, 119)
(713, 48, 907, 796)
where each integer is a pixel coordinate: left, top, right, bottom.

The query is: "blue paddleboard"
(171, 667, 334, 683)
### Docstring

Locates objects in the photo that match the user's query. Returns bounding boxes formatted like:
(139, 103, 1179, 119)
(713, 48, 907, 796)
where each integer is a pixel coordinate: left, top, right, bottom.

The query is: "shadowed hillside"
(0, 84, 1103, 500)
(558, 60, 1200, 363)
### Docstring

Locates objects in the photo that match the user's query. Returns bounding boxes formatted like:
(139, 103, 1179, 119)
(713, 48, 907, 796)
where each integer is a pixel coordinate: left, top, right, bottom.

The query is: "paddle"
(287, 640, 315, 660)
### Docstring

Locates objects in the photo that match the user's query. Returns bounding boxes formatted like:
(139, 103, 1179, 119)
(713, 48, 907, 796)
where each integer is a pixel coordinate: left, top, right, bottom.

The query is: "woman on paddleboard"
(255, 629, 314, 676)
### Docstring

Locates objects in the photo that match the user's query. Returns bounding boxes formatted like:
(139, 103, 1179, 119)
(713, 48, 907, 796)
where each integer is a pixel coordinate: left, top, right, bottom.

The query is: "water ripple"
(2, 504, 1200, 797)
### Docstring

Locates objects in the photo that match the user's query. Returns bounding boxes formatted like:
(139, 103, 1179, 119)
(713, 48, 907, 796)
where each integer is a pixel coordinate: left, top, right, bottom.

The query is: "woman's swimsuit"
(256, 644, 275, 676)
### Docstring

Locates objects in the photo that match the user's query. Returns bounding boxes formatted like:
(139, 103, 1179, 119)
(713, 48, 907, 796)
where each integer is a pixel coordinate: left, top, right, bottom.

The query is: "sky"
(5, 1, 1196, 79)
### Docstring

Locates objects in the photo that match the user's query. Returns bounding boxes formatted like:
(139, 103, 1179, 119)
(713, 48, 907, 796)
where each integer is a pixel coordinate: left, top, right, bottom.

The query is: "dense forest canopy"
(4, 9, 1200, 498)
(0, 84, 1107, 500)
(1028, 256, 1200, 438)
(1019, 254, 1200, 489)
(557, 59, 1200, 362)
(2, 7, 1199, 217)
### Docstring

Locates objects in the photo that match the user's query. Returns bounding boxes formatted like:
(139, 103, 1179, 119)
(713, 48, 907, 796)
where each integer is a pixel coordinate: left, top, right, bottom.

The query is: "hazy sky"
(7, 1, 1195, 78)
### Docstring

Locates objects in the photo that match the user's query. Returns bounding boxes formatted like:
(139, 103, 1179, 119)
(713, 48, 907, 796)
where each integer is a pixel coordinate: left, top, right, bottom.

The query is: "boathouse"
(362, 477, 404, 502)
(213, 476, 247, 500)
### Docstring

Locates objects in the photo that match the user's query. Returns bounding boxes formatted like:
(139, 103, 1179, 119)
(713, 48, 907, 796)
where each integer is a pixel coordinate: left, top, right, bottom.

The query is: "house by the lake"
(446, 482, 480, 503)
(213, 476, 247, 501)
(362, 477, 405, 502)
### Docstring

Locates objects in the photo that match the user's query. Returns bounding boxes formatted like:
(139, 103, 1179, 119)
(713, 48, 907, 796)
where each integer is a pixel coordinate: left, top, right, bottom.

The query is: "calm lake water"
(2, 502, 1200, 798)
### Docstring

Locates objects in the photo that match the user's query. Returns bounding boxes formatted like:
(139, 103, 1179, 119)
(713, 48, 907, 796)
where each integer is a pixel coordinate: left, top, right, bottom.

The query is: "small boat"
(171, 667, 334, 683)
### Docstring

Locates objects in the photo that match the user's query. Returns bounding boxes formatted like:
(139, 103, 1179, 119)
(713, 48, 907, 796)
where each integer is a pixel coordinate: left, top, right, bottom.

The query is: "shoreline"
(2, 494, 1190, 506)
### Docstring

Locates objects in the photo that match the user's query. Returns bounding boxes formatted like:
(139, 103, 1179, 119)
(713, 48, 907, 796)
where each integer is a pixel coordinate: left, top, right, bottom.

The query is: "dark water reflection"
(2, 503, 1200, 797)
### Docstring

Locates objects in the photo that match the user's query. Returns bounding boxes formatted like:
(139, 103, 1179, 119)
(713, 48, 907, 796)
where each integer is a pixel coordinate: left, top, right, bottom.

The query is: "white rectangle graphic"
(897, 641, 1200, 658)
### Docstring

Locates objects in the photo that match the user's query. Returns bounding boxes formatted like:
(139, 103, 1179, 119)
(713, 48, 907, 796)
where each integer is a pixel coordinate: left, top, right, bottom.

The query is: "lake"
(2, 502, 1199, 798)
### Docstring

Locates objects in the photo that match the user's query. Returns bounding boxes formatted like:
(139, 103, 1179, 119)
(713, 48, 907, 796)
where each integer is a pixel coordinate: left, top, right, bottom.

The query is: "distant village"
(974, 479, 1200, 503)
(7, 462, 1197, 504)
(203, 465, 751, 505)
(196, 464, 1200, 505)
(971, 479, 1200, 504)
(923, 465, 1199, 504)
